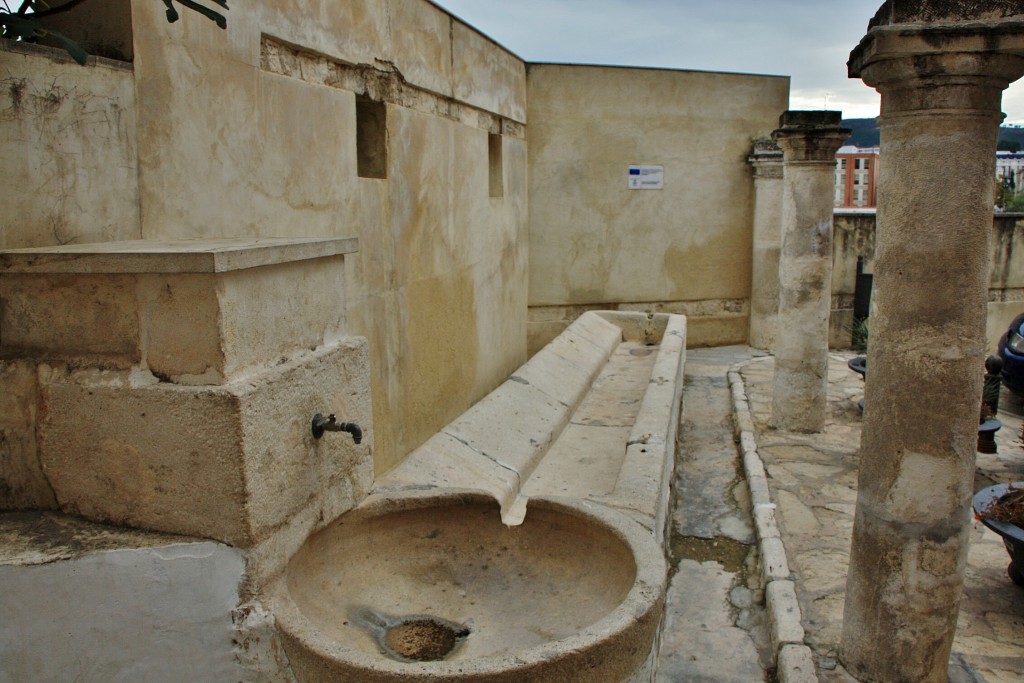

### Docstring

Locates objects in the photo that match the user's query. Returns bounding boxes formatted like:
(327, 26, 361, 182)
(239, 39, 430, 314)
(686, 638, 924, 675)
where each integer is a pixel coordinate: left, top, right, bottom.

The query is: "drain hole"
(355, 609, 471, 663)
(384, 618, 470, 662)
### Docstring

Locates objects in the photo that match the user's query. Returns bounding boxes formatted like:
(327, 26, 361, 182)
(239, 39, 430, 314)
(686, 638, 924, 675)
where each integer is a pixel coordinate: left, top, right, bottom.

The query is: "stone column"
(841, 6, 1024, 682)
(748, 139, 784, 351)
(769, 112, 849, 433)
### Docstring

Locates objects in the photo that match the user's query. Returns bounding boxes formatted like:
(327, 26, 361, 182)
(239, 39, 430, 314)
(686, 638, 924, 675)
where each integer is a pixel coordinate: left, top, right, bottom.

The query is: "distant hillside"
(843, 119, 880, 147)
(998, 125, 1024, 151)
(843, 118, 1024, 150)
(842, 118, 1024, 151)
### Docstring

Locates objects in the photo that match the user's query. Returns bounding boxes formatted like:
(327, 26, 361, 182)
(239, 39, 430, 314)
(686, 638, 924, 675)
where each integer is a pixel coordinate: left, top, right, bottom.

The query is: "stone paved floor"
(741, 353, 1024, 683)
(657, 346, 770, 682)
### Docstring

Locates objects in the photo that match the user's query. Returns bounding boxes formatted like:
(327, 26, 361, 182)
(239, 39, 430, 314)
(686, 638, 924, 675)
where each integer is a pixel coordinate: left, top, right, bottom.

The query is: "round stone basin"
(271, 492, 666, 682)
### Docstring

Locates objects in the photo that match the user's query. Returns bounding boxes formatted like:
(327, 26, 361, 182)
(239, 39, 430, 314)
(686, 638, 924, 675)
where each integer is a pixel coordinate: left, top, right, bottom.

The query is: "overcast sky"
(431, 0, 1024, 125)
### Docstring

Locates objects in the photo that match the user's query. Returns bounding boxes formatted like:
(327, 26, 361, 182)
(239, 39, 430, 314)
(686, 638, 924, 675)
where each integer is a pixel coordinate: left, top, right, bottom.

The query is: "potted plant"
(845, 316, 868, 380)
(973, 482, 1024, 587)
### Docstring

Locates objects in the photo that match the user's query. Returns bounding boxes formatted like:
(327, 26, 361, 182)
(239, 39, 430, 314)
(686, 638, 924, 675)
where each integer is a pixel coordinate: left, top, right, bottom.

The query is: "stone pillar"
(841, 5, 1024, 682)
(769, 112, 849, 433)
(748, 139, 784, 351)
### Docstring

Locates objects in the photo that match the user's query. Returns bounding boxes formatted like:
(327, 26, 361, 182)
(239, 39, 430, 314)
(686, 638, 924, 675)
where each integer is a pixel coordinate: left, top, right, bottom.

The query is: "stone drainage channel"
(654, 346, 1022, 683)
(655, 346, 781, 683)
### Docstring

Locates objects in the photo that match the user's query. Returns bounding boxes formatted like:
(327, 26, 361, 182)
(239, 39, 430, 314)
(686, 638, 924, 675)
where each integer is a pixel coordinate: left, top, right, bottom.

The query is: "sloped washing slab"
(379, 311, 687, 532)
(272, 492, 666, 683)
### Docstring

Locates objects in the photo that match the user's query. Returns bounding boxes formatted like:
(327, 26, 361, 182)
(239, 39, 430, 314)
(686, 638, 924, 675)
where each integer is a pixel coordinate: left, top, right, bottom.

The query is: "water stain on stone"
(670, 535, 751, 573)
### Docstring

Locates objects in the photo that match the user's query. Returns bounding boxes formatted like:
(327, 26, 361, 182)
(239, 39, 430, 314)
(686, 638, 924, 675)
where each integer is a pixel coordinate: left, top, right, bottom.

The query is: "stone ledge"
(0, 237, 358, 274)
(0, 239, 356, 384)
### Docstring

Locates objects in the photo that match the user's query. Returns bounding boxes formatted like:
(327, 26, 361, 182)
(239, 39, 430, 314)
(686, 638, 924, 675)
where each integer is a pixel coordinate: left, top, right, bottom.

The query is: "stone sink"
(271, 491, 666, 682)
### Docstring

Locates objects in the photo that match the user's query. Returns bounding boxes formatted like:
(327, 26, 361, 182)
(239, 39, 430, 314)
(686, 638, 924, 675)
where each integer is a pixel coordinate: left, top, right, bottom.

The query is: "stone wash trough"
(270, 311, 687, 682)
(0, 241, 684, 681)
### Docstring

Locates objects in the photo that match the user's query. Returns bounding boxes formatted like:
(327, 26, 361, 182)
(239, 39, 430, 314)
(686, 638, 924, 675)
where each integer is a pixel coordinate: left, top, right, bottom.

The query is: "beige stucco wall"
(525, 64, 789, 352)
(0, 0, 529, 476)
(0, 43, 139, 248)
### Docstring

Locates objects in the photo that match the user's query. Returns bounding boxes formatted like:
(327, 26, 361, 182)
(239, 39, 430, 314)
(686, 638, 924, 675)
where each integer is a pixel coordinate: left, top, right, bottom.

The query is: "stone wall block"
(136, 273, 224, 381)
(39, 374, 251, 544)
(37, 339, 372, 548)
(0, 360, 57, 510)
(1, 242, 352, 387)
(0, 273, 140, 367)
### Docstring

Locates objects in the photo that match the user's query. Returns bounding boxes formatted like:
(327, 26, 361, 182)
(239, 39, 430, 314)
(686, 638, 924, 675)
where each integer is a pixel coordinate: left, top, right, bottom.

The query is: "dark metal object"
(973, 483, 1024, 588)
(848, 356, 867, 380)
(312, 413, 363, 444)
(853, 258, 873, 322)
(978, 418, 1001, 454)
(984, 354, 1004, 416)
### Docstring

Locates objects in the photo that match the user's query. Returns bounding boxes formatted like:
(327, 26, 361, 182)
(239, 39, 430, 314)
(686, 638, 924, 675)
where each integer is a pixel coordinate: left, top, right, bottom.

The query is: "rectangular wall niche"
(488, 133, 504, 199)
(356, 95, 388, 179)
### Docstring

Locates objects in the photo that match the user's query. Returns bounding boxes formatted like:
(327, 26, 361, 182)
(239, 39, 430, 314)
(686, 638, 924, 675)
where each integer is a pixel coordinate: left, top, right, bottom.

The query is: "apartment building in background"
(835, 145, 880, 209)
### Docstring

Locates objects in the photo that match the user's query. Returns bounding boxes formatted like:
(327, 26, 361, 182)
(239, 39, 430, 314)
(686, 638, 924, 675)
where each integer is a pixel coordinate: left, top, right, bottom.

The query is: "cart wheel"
(1008, 561, 1024, 588)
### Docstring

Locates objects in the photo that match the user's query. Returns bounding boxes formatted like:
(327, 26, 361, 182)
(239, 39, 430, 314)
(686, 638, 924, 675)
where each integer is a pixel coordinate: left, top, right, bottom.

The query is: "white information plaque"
(628, 165, 664, 190)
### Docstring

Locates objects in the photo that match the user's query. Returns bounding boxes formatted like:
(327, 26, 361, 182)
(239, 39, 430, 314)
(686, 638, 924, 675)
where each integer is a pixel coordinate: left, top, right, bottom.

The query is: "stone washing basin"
(271, 492, 666, 682)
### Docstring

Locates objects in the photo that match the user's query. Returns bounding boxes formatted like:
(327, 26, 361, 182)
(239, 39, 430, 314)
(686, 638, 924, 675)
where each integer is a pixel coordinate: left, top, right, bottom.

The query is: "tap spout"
(312, 413, 363, 444)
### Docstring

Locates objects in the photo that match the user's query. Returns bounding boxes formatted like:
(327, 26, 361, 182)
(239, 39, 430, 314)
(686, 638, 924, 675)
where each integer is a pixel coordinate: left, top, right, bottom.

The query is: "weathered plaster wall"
(987, 213, 1024, 344)
(525, 64, 789, 352)
(0, 0, 529, 475)
(831, 211, 1024, 351)
(0, 43, 139, 248)
(133, 0, 528, 475)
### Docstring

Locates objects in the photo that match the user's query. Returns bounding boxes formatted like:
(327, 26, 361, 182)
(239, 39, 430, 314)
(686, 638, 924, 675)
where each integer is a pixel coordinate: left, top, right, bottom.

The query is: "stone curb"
(779, 643, 819, 683)
(729, 358, 816, 683)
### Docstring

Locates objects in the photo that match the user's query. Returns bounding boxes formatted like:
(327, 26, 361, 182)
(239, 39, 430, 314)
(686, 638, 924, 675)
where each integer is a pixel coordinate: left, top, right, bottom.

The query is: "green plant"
(847, 316, 869, 353)
(1005, 191, 1024, 213)
(1, 0, 228, 65)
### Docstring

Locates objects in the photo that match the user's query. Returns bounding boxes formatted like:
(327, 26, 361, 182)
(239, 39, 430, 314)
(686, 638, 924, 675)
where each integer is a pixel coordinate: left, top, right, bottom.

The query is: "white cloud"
(1004, 83, 1024, 125)
(434, 0, 1024, 124)
(433, 0, 884, 117)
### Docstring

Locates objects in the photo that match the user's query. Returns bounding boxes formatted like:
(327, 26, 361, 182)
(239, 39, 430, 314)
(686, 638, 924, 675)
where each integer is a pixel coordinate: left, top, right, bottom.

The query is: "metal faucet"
(311, 413, 363, 444)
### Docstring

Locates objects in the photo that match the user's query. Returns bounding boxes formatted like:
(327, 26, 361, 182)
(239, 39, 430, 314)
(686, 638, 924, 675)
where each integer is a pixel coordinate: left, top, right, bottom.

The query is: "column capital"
(849, 12, 1024, 114)
(865, 0, 1021, 26)
(772, 111, 851, 163)
(748, 138, 784, 179)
